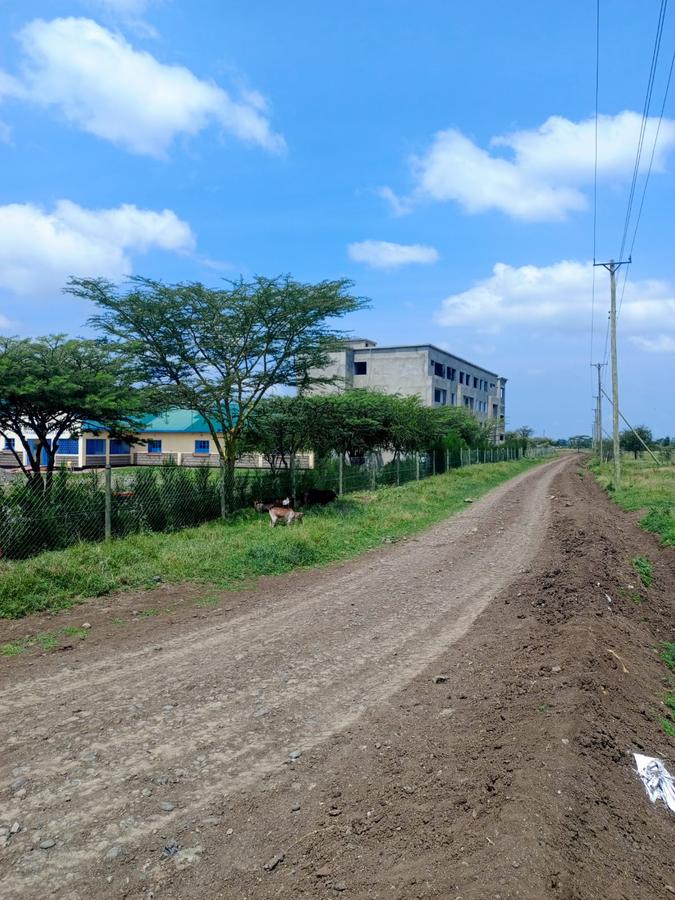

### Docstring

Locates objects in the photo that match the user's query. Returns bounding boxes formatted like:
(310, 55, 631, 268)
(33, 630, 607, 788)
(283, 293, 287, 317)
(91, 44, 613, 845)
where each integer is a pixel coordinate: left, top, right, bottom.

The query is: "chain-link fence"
(0, 445, 556, 561)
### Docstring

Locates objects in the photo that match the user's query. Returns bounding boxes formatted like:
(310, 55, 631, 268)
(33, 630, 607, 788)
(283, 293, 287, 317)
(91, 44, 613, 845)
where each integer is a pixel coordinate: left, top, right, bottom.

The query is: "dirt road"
(1, 456, 673, 899)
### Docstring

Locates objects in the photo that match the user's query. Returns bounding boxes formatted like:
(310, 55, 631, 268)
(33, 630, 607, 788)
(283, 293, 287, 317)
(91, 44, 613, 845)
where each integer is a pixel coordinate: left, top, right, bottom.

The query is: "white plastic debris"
(633, 754, 675, 813)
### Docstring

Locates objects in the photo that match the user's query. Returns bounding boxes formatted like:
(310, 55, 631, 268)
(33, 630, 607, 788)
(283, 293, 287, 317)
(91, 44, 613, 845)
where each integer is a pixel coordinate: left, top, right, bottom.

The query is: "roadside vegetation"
(0, 457, 544, 620)
(589, 455, 675, 545)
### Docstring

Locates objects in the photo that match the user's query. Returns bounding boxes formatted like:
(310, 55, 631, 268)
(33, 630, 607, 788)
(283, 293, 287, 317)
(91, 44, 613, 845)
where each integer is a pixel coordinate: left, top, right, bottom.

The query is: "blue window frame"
(147, 439, 162, 454)
(27, 438, 51, 465)
(109, 439, 130, 455)
(86, 438, 106, 455)
(4, 437, 15, 450)
(56, 438, 79, 455)
(194, 439, 210, 454)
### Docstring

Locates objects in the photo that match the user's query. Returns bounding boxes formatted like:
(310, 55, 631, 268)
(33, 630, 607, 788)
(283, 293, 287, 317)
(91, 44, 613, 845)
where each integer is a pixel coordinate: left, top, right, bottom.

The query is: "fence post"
(416, 453, 420, 481)
(219, 458, 227, 518)
(396, 453, 400, 486)
(370, 455, 377, 491)
(290, 452, 296, 503)
(432, 451, 436, 476)
(338, 453, 344, 496)
(104, 464, 112, 540)
(445, 448, 449, 472)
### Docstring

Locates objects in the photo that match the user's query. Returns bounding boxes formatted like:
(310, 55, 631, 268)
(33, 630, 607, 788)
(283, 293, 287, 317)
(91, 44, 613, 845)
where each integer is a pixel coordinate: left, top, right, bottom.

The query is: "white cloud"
(348, 240, 439, 269)
(629, 335, 675, 353)
(92, 0, 154, 15)
(83, 1, 161, 37)
(1, 17, 284, 157)
(0, 200, 195, 297)
(375, 186, 412, 217)
(385, 112, 675, 221)
(435, 260, 675, 341)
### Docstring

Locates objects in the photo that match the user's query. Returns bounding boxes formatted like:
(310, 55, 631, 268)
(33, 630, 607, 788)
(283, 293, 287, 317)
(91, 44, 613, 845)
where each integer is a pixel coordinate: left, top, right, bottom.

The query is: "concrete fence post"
(218, 458, 227, 518)
(415, 453, 420, 481)
(338, 453, 344, 496)
(104, 464, 112, 541)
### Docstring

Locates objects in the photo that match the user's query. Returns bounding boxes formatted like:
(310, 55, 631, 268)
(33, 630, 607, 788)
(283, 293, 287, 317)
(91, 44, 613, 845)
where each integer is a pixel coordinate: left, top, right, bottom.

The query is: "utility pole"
(594, 258, 630, 487)
(591, 362, 606, 462)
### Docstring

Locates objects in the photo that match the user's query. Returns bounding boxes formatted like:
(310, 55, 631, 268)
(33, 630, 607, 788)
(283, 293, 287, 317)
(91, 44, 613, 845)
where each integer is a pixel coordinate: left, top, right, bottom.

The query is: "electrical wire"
(590, 0, 600, 408)
(600, 0, 670, 368)
(617, 37, 675, 318)
(618, 0, 669, 262)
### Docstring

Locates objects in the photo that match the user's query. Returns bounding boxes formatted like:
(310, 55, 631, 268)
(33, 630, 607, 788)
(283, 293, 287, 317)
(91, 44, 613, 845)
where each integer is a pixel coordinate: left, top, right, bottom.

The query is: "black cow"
(302, 487, 337, 507)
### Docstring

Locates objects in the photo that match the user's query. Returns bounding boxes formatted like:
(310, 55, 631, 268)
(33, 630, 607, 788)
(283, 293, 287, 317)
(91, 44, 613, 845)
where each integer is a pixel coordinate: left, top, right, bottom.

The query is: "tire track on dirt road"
(0, 456, 570, 897)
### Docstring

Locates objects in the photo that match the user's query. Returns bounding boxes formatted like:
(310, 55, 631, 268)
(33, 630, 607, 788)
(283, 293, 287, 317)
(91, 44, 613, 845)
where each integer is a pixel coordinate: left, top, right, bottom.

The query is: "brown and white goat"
(268, 507, 304, 527)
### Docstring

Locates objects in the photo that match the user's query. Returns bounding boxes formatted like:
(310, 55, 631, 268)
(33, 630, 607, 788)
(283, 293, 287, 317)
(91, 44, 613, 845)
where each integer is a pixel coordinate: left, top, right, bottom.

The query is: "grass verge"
(588, 456, 675, 545)
(1, 624, 88, 657)
(0, 457, 546, 620)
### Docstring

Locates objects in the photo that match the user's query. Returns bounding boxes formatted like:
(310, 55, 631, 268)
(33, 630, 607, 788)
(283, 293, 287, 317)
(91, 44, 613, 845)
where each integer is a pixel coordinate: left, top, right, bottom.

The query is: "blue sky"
(0, 0, 673, 438)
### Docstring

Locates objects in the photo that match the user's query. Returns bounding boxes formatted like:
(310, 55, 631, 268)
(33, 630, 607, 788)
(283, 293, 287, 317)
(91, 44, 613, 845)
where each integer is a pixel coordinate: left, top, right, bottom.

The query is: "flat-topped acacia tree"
(67, 274, 368, 491)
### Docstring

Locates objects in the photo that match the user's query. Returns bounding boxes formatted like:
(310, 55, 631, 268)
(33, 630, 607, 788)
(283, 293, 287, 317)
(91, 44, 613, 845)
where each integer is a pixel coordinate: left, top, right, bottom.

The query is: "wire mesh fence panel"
(0, 447, 557, 561)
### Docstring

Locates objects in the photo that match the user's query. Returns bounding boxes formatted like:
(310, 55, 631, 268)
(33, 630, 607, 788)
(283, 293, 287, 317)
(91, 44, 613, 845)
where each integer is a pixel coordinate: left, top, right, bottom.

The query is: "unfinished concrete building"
(309, 339, 507, 442)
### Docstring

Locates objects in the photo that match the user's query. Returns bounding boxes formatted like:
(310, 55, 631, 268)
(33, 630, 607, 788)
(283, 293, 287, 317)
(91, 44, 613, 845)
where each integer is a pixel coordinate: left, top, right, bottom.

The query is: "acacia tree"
(620, 426, 653, 459)
(0, 335, 146, 484)
(67, 275, 368, 487)
(242, 395, 314, 475)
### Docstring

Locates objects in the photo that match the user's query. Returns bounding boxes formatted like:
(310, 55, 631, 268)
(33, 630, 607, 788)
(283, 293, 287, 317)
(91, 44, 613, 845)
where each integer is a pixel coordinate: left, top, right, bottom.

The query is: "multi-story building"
(310, 338, 507, 441)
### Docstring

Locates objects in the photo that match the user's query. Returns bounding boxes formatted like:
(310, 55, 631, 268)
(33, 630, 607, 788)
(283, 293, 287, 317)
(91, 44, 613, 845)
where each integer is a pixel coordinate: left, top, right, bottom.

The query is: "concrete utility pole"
(591, 362, 606, 462)
(594, 258, 630, 487)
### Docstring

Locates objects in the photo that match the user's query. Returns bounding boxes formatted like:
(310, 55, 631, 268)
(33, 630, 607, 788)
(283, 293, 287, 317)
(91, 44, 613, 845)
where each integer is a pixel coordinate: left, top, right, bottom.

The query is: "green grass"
(631, 555, 653, 588)
(589, 456, 675, 545)
(1, 624, 89, 656)
(660, 642, 675, 671)
(662, 693, 675, 738)
(0, 457, 545, 620)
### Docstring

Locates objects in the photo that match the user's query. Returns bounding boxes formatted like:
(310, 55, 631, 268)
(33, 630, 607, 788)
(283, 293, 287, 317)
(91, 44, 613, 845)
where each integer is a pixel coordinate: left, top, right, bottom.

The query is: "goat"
(253, 497, 292, 513)
(302, 487, 337, 507)
(268, 507, 304, 527)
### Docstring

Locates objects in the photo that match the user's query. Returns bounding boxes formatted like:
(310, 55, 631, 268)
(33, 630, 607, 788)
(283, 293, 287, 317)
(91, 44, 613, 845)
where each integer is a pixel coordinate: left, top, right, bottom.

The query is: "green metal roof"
(137, 410, 222, 433)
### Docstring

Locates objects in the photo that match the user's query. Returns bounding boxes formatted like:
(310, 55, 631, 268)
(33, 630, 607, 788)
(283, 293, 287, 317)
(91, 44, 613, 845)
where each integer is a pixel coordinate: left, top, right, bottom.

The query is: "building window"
(4, 437, 15, 450)
(85, 438, 106, 455)
(110, 440, 130, 455)
(490, 382, 495, 391)
(147, 439, 162, 454)
(464, 396, 474, 410)
(434, 388, 447, 405)
(56, 438, 79, 454)
(447, 366, 456, 380)
(450, 393, 455, 405)
(459, 371, 464, 384)
(493, 404, 498, 416)
(354, 361, 367, 375)
(473, 376, 478, 388)
(434, 362, 445, 377)
(195, 439, 210, 454)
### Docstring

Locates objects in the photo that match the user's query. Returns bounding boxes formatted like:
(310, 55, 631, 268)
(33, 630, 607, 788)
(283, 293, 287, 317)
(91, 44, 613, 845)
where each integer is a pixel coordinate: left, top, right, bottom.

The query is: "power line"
(618, 0, 669, 262)
(617, 35, 675, 318)
(600, 0, 670, 368)
(590, 0, 600, 404)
